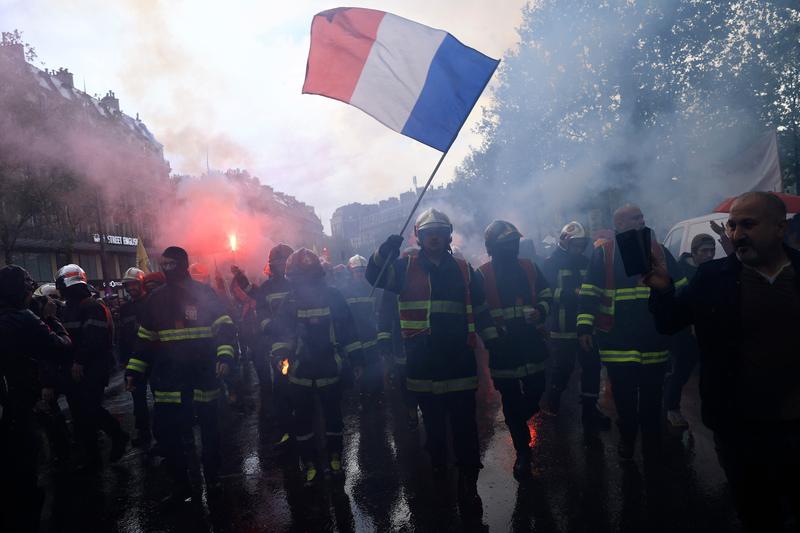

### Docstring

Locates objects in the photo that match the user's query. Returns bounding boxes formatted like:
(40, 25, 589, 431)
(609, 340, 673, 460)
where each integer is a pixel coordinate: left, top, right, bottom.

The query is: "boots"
(457, 467, 483, 516)
(109, 430, 130, 463)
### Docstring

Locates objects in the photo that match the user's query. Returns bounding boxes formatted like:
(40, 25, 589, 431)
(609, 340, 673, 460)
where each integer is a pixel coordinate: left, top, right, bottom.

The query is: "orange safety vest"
(478, 259, 538, 328)
(398, 254, 477, 347)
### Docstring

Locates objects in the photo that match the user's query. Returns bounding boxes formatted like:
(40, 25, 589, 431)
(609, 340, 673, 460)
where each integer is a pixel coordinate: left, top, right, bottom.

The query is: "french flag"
(302, 7, 499, 152)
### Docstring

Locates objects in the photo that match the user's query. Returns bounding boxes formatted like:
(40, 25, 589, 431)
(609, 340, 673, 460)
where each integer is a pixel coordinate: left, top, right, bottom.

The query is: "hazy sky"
(1, 0, 527, 231)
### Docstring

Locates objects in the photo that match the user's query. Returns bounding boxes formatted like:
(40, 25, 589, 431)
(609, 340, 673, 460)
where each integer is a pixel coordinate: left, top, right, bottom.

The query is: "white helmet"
(55, 264, 88, 290)
(122, 267, 145, 283)
(34, 282, 60, 299)
(558, 221, 587, 250)
(347, 255, 368, 270)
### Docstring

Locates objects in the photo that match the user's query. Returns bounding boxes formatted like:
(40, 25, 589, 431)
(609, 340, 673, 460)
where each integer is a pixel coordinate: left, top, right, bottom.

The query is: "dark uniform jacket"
(253, 276, 291, 357)
(340, 277, 379, 354)
(478, 258, 552, 378)
(118, 297, 146, 363)
(0, 307, 71, 421)
(270, 283, 364, 387)
(542, 246, 588, 340)
(62, 295, 114, 385)
(377, 289, 403, 364)
(650, 247, 800, 431)
(366, 249, 495, 394)
(127, 279, 236, 398)
(577, 240, 686, 365)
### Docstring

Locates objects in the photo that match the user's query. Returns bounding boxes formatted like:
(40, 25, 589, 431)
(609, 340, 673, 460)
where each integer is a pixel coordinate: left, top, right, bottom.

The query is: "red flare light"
(281, 358, 289, 376)
(229, 233, 238, 252)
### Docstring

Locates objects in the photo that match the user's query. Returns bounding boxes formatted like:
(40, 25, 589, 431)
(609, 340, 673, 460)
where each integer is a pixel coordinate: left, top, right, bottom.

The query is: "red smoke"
(156, 174, 277, 282)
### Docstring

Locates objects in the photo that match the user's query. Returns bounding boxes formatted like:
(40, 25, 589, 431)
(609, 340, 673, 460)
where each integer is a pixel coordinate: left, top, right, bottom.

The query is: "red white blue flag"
(302, 7, 499, 152)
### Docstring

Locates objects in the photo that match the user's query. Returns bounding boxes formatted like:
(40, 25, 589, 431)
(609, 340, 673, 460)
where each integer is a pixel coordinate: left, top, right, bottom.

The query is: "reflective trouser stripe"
(490, 361, 547, 379)
(576, 313, 595, 326)
(296, 433, 314, 442)
(154, 391, 182, 404)
(217, 344, 235, 358)
(289, 375, 340, 387)
(550, 332, 577, 339)
(377, 332, 392, 341)
(193, 388, 221, 402)
(600, 350, 670, 364)
(407, 376, 478, 394)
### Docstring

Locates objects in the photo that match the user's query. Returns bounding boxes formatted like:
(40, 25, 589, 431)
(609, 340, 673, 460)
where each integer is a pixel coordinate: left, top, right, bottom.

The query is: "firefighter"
(56, 263, 128, 468)
(577, 205, 687, 460)
(270, 248, 364, 484)
(377, 247, 419, 429)
(478, 220, 553, 480)
(366, 208, 495, 506)
(118, 267, 151, 446)
(343, 254, 383, 403)
(542, 222, 611, 430)
(251, 243, 294, 447)
(125, 247, 236, 500)
(0, 265, 72, 532)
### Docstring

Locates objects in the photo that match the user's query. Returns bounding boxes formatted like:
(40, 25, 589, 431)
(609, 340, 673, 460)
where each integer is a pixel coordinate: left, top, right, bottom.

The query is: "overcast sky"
(1, 0, 526, 231)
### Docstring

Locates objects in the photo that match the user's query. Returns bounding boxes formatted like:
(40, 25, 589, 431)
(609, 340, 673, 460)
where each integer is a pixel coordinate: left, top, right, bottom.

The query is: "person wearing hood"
(56, 263, 128, 469)
(0, 265, 71, 532)
(126, 246, 236, 502)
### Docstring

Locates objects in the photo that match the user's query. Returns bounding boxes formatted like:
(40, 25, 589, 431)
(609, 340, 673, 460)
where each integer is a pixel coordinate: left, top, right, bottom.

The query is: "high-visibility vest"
(478, 259, 538, 328)
(398, 254, 477, 347)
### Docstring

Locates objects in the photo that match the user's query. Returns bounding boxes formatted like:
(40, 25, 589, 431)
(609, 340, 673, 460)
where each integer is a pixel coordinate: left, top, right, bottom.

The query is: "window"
(663, 226, 684, 259)
(8, 252, 54, 282)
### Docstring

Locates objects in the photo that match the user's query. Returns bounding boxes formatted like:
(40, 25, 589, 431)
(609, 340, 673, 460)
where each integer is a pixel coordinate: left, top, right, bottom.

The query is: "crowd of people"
(1, 191, 800, 531)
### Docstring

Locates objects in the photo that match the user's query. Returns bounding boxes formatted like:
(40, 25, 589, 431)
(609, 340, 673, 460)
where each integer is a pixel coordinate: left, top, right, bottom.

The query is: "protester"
(0, 265, 71, 531)
(646, 191, 800, 531)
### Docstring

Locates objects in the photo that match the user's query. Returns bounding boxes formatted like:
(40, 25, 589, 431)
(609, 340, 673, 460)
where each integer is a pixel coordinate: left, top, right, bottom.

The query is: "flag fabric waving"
(302, 7, 499, 152)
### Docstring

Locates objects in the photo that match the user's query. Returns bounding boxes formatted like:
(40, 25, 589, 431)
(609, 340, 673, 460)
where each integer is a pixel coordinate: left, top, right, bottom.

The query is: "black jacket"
(0, 307, 71, 420)
(542, 247, 588, 339)
(649, 247, 800, 431)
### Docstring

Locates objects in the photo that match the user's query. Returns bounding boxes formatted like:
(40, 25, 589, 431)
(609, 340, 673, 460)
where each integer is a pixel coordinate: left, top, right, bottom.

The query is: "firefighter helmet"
(34, 282, 60, 299)
(189, 263, 210, 280)
(285, 248, 324, 281)
(414, 208, 452, 235)
(55, 264, 87, 290)
(143, 272, 166, 290)
(558, 221, 587, 250)
(484, 220, 522, 255)
(348, 255, 368, 270)
(269, 243, 294, 263)
(122, 267, 145, 283)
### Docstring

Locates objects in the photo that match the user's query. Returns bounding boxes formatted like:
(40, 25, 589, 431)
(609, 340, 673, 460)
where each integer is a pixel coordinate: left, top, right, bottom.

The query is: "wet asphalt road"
(38, 354, 741, 533)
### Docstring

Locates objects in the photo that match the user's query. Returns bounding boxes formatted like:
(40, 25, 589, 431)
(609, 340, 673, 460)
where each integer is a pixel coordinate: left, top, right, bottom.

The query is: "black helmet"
(484, 220, 522, 256)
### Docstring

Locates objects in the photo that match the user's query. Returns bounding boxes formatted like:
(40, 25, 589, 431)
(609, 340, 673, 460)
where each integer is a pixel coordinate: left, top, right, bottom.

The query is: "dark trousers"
(664, 331, 699, 411)
(395, 362, 418, 410)
(271, 360, 294, 437)
(66, 380, 123, 460)
(131, 380, 150, 434)
(416, 389, 481, 470)
(494, 372, 545, 457)
(361, 351, 384, 396)
(291, 382, 343, 464)
(715, 423, 800, 532)
(550, 338, 601, 398)
(0, 416, 41, 532)
(605, 363, 667, 448)
(153, 388, 221, 486)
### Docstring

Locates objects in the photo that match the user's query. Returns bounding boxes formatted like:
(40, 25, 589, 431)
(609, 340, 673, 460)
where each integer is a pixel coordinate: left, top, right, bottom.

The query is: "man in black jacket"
(0, 265, 72, 532)
(646, 192, 800, 532)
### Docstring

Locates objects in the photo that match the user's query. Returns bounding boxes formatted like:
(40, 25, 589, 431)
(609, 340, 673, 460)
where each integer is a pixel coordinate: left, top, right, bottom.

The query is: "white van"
(663, 213, 729, 260)
(664, 210, 798, 259)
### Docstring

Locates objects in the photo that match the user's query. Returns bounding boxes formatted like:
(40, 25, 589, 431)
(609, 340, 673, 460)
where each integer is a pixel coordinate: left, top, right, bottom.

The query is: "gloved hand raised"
(379, 234, 404, 261)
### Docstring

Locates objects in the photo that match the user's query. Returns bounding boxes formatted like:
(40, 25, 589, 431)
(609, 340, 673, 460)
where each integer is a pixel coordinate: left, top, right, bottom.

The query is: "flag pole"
(369, 148, 449, 296)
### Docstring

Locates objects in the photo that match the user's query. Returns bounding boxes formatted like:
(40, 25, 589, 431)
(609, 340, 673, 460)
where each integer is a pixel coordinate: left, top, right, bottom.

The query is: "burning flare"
(280, 358, 289, 376)
(229, 233, 238, 252)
